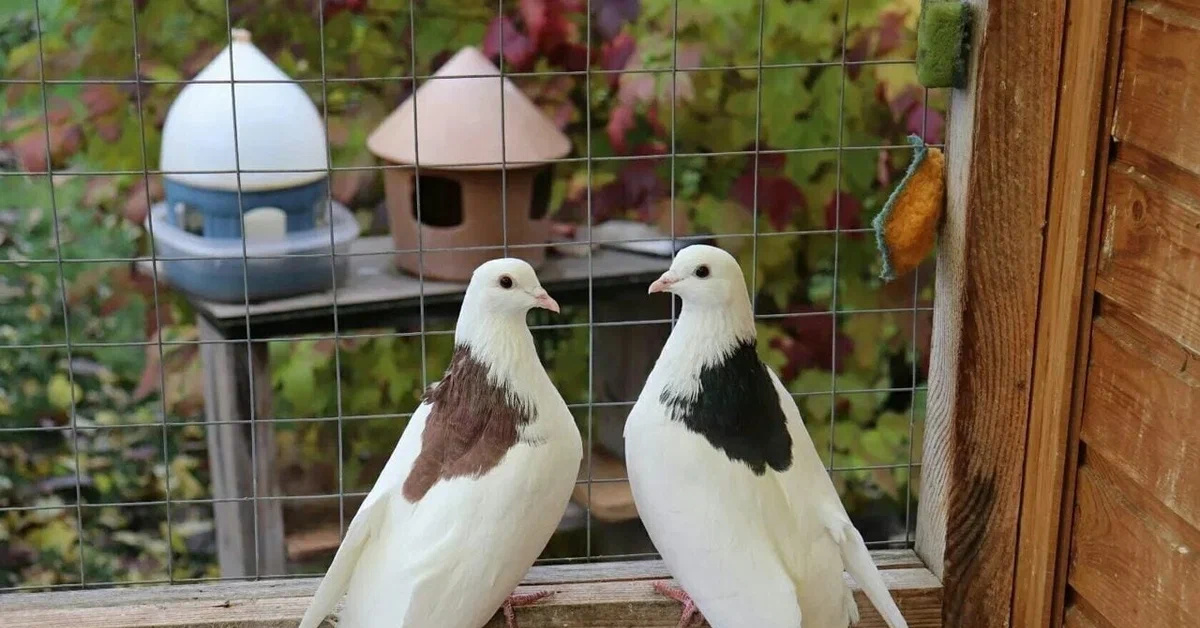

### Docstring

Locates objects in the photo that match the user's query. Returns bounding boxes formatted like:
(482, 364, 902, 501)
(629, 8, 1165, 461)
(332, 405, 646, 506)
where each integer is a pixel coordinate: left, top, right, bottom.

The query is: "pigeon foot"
(652, 581, 705, 628)
(501, 590, 555, 628)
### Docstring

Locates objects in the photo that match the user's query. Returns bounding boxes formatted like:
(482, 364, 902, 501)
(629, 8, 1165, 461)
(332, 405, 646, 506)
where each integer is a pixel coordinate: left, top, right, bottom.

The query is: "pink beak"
(533, 288, 560, 313)
(648, 272, 680, 294)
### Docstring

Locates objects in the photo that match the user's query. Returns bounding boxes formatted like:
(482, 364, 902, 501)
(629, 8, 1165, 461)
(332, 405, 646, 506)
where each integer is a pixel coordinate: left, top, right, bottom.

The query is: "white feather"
(626, 244, 907, 628)
(299, 259, 583, 628)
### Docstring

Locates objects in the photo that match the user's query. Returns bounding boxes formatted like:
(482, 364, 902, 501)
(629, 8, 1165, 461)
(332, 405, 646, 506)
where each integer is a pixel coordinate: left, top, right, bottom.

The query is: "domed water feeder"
(367, 46, 571, 281)
(149, 28, 359, 303)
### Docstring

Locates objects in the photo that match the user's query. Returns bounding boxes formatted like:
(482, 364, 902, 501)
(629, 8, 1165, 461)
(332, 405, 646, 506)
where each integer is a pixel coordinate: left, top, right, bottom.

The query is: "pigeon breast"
(401, 344, 535, 503)
(658, 339, 793, 476)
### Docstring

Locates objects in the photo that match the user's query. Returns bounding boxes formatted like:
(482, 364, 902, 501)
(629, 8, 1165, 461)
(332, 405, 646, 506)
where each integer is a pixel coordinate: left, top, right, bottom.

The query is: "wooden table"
(150, 236, 669, 577)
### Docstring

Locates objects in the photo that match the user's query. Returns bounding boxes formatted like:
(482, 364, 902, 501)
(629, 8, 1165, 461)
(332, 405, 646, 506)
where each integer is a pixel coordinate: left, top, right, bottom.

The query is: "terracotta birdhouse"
(367, 46, 572, 281)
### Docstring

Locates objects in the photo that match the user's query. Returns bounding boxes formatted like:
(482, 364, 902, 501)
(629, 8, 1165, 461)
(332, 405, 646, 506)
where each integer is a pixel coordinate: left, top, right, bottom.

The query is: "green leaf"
(860, 430, 893, 463)
(877, 411, 911, 448)
(47, 374, 79, 410)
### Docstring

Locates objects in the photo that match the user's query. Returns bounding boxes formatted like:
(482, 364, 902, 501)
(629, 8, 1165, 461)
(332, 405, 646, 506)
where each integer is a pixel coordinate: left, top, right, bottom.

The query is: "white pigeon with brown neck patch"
(625, 244, 909, 628)
(299, 258, 582, 628)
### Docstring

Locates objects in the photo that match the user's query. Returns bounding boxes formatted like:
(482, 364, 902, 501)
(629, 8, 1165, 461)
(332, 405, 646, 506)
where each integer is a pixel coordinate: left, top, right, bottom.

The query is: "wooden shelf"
(0, 551, 940, 628)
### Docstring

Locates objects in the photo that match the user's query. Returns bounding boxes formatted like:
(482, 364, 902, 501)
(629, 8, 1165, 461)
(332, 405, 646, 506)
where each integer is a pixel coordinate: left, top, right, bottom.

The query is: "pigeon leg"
(653, 581, 706, 628)
(501, 590, 555, 628)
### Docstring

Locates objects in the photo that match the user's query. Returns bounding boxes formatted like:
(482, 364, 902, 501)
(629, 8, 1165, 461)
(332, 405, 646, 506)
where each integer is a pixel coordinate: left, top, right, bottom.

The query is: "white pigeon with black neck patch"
(625, 244, 908, 628)
(298, 259, 583, 628)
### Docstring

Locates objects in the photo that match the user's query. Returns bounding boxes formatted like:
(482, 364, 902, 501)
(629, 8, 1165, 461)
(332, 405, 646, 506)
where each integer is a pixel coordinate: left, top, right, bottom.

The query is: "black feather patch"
(659, 340, 793, 475)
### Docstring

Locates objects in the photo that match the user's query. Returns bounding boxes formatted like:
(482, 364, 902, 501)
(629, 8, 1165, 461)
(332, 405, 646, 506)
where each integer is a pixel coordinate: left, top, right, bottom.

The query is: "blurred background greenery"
(1, 0, 938, 588)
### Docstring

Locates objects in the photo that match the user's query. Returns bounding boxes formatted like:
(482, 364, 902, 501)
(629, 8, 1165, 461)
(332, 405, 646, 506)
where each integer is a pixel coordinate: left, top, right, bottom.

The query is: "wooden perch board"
(0, 552, 940, 628)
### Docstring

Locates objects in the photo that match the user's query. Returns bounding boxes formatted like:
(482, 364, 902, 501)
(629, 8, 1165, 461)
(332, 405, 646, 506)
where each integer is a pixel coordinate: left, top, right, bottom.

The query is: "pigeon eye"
(499, 275, 514, 289)
(695, 265, 710, 279)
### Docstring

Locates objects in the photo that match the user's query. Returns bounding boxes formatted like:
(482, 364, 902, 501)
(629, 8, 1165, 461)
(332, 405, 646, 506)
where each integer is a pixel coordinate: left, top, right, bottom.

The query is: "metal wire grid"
(0, 0, 939, 591)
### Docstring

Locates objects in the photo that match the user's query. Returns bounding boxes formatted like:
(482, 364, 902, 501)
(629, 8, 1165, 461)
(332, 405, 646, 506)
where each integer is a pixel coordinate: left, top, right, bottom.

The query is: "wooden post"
(916, 0, 1068, 626)
(198, 316, 287, 577)
(590, 293, 671, 458)
(1012, 0, 1125, 625)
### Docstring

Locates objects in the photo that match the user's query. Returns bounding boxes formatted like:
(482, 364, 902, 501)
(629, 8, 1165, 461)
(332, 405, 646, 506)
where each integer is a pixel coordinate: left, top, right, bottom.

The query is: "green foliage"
(0, 176, 215, 586)
(2, 0, 939, 586)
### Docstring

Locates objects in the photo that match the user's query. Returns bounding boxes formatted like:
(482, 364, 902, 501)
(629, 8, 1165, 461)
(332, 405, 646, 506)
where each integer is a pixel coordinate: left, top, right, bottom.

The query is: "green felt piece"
(917, 1, 971, 89)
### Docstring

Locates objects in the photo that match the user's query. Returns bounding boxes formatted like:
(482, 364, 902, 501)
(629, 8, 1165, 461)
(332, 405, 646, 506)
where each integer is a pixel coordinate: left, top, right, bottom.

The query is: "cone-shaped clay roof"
(367, 47, 571, 170)
(160, 29, 328, 191)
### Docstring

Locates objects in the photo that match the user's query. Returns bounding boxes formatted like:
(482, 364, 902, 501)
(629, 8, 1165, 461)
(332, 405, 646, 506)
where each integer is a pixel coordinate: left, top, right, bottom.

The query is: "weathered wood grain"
(1096, 162, 1200, 354)
(1063, 600, 1113, 628)
(0, 559, 941, 628)
(1115, 142, 1200, 203)
(136, 237, 667, 337)
(198, 318, 286, 578)
(1013, 0, 1121, 624)
(1068, 451, 1200, 627)
(917, 0, 1067, 626)
(1080, 302, 1200, 530)
(0, 552, 924, 611)
(1112, 2, 1200, 177)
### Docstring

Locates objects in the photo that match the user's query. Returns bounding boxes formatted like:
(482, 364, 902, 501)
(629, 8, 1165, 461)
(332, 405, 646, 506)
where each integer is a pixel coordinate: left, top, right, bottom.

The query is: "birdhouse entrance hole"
(530, 166, 553, 220)
(412, 174, 463, 228)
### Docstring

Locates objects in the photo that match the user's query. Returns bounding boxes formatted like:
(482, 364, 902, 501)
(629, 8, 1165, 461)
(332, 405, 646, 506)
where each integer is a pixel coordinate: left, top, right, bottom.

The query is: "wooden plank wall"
(1064, 1, 1200, 625)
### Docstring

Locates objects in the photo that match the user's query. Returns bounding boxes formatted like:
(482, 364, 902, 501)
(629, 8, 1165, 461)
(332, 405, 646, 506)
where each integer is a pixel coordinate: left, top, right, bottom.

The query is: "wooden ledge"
(0, 551, 941, 628)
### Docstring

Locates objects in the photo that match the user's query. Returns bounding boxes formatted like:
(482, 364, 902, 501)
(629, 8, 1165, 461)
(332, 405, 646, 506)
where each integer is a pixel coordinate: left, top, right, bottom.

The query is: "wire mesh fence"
(0, 0, 941, 591)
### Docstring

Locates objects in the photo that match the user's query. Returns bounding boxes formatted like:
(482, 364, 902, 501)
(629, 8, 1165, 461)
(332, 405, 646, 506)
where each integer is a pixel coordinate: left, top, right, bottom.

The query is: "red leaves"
(875, 12, 907, 58)
(12, 122, 82, 173)
(6, 85, 134, 173)
(731, 152, 806, 231)
(81, 85, 124, 119)
(584, 158, 667, 224)
(770, 306, 855, 380)
(483, 17, 537, 71)
(485, 0, 638, 73)
(847, 10, 908, 79)
(824, 190, 864, 237)
(122, 177, 163, 225)
(84, 84, 129, 144)
(600, 31, 636, 72)
(606, 102, 636, 154)
(548, 42, 589, 72)
(485, 0, 583, 72)
(593, 0, 640, 40)
(520, 0, 552, 50)
(906, 104, 944, 144)
(322, 0, 367, 21)
(887, 86, 945, 144)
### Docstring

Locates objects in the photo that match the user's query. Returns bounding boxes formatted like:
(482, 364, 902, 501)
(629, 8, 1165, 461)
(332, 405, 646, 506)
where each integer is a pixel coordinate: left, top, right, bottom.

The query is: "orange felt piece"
(872, 136, 946, 281)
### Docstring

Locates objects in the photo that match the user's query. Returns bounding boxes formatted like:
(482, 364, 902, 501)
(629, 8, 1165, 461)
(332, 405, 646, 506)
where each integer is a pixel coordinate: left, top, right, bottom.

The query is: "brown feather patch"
(401, 345, 535, 503)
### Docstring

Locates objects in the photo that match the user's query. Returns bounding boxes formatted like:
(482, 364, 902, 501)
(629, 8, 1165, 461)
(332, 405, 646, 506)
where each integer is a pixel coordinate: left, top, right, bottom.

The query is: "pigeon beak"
(532, 288, 560, 313)
(648, 271, 680, 294)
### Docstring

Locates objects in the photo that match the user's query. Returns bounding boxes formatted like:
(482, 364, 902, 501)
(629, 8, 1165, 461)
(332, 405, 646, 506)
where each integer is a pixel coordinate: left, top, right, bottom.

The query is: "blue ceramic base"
(148, 200, 360, 304)
(163, 177, 329, 238)
(162, 255, 344, 303)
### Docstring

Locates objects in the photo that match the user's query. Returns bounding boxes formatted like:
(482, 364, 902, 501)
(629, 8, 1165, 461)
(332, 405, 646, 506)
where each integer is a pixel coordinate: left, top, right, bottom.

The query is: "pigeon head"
(649, 244, 749, 309)
(464, 257, 560, 316)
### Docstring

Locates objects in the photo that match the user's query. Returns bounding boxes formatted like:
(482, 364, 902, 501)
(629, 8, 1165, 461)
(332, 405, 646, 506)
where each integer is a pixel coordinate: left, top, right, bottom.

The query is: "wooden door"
(1063, 2, 1200, 625)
